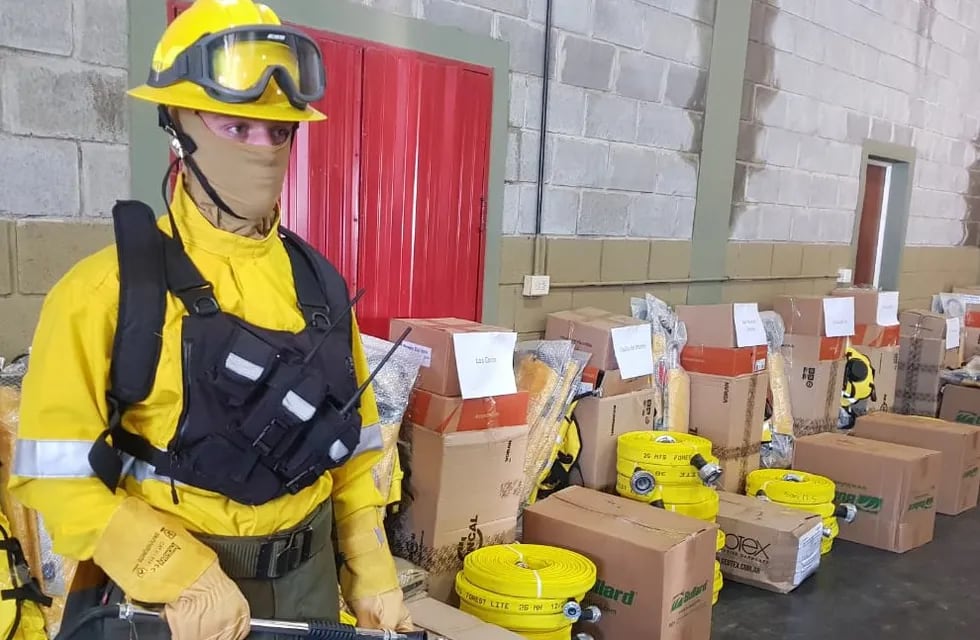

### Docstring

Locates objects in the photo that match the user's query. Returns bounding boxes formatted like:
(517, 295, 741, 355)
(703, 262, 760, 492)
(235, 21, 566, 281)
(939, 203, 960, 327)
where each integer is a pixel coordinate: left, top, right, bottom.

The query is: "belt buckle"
(269, 524, 314, 579)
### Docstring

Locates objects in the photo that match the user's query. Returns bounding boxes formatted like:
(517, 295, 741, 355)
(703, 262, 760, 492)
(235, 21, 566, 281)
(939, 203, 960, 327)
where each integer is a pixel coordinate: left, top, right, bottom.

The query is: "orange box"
(406, 389, 529, 434)
(965, 304, 980, 329)
(680, 345, 768, 377)
(781, 334, 846, 362)
(851, 323, 900, 348)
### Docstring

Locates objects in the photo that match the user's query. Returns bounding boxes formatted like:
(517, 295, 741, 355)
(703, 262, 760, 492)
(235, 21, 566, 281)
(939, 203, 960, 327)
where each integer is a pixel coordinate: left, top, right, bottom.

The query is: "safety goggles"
(147, 25, 327, 110)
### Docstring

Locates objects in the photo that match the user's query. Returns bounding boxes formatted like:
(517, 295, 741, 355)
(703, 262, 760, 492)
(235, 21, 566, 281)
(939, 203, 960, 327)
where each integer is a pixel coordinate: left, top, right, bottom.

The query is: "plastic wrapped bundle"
(640, 295, 690, 432)
(759, 312, 794, 469)
(514, 340, 589, 507)
(361, 335, 427, 508)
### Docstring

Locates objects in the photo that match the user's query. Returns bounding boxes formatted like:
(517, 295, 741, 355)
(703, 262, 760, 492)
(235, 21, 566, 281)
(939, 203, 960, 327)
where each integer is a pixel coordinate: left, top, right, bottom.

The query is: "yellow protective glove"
(92, 497, 250, 640)
(337, 507, 409, 630)
(349, 588, 414, 632)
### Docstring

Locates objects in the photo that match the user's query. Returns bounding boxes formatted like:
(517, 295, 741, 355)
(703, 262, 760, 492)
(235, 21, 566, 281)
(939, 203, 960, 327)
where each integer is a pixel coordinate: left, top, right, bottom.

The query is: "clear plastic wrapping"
(759, 311, 794, 469)
(636, 294, 689, 432)
(360, 335, 427, 508)
(514, 340, 588, 507)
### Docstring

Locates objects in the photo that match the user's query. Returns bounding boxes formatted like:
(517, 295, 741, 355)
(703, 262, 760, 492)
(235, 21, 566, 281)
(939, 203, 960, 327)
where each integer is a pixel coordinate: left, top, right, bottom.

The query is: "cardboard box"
(939, 383, 980, 425)
(793, 433, 941, 553)
(544, 307, 648, 371)
(852, 413, 980, 515)
(774, 294, 834, 336)
(832, 287, 900, 324)
(681, 344, 768, 377)
(675, 303, 740, 348)
(389, 318, 514, 397)
(962, 327, 980, 362)
(688, 371, 768, 493)
(408, 597, 525, 640)
(522, 486, 717, 640)
(782, 334, 847, 362)
(781, 347, 846, 437)
(390, 424, 528, 600)
(896, 335, 958, 417)
(899, 309, 950, 341)
(851, 323, 901, 348)
(715, 493, 823, 594)
(406, 389, 529, 433)
(863, 346, 899, 413)
(580, 366, 653, 397)
(406, 597, 526, 640)
(574, 389, 657, 491)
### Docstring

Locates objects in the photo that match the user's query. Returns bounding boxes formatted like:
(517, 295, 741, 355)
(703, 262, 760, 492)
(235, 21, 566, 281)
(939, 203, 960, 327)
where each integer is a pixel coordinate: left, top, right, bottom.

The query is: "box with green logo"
(793, 432, 941, 552)
(521, 486, 717, 640)
(852, 413, 980, 515)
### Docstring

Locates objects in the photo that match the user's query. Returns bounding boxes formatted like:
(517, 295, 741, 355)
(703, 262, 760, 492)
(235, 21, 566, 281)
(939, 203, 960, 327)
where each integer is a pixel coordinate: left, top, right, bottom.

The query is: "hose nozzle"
(630, 469, 656, 496)
(562, 601, 582, 621)
(835, 503, 858, 524)
(754, 489, 770, 502)
(690, 453, 723, 486)
(580, 606, 602, 624)
(822, 526, 833, 538)
(574, 634, 595, 640)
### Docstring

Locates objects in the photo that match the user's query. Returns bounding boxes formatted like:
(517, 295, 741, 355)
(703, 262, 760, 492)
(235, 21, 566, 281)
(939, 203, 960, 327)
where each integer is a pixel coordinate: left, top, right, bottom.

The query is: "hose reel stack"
(745, 470, 857, 554)
(455, 543, 600, 640)
(615, 432, 725, 604)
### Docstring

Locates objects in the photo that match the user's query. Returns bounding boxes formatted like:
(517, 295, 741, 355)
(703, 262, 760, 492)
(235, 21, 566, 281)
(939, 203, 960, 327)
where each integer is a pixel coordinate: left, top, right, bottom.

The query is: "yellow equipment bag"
(0, 507, 50, 640)
(527, 394, 589, 505)
(840, 347, 876, 429)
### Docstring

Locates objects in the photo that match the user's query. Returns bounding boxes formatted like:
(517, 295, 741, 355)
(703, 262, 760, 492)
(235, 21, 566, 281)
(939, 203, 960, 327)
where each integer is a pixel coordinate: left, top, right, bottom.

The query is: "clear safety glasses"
(147, 25, 327, 110)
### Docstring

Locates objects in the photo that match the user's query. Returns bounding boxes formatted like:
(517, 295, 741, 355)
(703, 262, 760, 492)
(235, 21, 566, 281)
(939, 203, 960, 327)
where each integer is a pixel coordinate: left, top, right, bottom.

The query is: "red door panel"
(281, 36, 363, 286)
(356, 47, 492, 338)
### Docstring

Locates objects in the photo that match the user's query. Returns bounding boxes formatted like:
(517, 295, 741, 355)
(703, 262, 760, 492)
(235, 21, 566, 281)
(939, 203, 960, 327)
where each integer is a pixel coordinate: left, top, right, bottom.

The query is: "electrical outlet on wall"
(837, 268, 853, 284)
(523, 275, 551, 297)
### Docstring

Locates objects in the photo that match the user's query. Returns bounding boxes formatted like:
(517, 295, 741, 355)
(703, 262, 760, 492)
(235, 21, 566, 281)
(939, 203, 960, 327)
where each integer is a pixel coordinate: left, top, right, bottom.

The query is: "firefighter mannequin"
(6, 1, 412, 638)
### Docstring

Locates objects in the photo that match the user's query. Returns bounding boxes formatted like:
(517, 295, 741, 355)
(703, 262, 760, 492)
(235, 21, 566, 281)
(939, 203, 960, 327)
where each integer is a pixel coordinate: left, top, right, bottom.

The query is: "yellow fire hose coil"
(745, 470, 848, 556)
(617, 432, 714, 466)
(745, 470, 835, 505)
(455, 544, 597, 637)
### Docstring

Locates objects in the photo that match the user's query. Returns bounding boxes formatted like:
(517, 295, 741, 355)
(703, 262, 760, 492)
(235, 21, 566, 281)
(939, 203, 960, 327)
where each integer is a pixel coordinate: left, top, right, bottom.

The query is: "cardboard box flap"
(407, 597, 525, 640)
(717, 492, 822, 533)
(803, 432, 941, 461)
(537, 486, 714, 550)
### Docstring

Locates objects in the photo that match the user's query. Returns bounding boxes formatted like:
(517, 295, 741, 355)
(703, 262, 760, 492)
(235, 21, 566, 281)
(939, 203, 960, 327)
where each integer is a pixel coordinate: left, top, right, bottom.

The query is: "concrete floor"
(711, 508, 980, 639)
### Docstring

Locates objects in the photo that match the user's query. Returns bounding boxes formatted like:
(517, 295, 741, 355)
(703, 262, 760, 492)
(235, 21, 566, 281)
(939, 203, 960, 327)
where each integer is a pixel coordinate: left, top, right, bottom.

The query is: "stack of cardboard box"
(961, 303, 980, 362)
(674, 303, 770, 493)
(544, 308, 656, 492)
(831, 288, 901, 413)
(773, 294, 852, 436)
(386, 318, 529, 602)
(895, 310, 960, 417)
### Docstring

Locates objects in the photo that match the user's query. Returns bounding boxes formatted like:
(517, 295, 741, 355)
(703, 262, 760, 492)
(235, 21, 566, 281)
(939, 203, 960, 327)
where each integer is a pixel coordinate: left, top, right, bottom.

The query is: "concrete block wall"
(735, 0, 980, 246)
(353, 0, 716, 238)
(0, 0, 125, 358)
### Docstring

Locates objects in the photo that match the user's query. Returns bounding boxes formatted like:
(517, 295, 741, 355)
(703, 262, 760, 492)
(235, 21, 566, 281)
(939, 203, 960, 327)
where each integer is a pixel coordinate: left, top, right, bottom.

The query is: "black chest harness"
(88, 200, 371, 507)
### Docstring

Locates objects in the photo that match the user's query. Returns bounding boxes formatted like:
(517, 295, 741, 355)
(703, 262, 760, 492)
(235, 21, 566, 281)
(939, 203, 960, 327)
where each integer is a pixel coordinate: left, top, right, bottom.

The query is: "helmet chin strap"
(157, 105, 248, 221)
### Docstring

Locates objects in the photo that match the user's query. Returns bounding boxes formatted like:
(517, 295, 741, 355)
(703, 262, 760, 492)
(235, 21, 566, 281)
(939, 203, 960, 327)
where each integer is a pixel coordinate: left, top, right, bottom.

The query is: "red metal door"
(356, 47, 492, 338)
(280, 36, 363, 285)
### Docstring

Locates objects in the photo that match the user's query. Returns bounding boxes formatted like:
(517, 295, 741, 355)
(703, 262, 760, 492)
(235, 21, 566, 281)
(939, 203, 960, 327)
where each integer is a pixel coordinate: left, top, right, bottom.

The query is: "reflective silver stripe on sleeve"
(13, 439, 98, 479)
(351, 423, 384, 458)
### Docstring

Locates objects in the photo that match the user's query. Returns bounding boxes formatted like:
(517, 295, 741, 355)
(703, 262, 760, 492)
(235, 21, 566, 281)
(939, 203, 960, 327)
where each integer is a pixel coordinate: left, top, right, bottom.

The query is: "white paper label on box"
(452, 332, 518, 399)
(876, 291, 900, 326)
(794, 524, 824, 586)
(822, 297, 855, 337)
(946, 317, 961, 350)
(400, 340, 433, 368)
(610, 323, 655, 379)
(732, 303, 768, 347)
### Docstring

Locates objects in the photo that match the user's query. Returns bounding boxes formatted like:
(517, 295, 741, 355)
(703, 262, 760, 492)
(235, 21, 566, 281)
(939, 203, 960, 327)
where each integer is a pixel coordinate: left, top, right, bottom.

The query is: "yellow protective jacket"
(7, 176, 398, 599)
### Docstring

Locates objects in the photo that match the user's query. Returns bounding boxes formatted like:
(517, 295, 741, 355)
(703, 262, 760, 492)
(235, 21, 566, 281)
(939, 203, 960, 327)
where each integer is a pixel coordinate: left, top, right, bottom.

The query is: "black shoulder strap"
(279, 227, 353, 338)
(108, 200, 167, 409)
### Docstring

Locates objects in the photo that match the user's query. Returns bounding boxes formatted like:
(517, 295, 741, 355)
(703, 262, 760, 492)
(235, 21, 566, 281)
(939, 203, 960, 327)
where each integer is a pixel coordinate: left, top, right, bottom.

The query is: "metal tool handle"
(120, 603, 432, 640)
